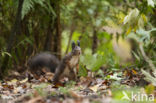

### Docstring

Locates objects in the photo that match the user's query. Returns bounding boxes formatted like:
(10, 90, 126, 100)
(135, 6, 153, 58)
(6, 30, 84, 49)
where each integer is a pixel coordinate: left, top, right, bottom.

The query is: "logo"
(121, 91, 154, 102)
(121, 91, 130, 100)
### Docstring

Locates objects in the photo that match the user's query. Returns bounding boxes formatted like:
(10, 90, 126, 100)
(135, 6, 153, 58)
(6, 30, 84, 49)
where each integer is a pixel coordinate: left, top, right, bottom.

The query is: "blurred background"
(0, 0, 156, 77)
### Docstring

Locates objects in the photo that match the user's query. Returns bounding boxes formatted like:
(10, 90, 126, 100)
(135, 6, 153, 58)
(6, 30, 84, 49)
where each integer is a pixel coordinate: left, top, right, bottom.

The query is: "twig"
(139, 43, 156, 76)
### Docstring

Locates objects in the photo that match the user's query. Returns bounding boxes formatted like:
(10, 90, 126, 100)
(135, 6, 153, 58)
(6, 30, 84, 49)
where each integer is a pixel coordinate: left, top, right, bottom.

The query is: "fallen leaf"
(132, 69, 137, 75)
(7, 79, 17, 85)
(89, 85, 99, 92)
(20, 78, 28, 83)
(69, 91, 81, 99)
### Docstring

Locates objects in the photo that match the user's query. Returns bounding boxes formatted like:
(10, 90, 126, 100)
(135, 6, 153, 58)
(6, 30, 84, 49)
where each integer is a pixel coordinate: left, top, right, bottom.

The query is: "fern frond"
(22, 0, 34, 19)
(22, 0, 56, 19)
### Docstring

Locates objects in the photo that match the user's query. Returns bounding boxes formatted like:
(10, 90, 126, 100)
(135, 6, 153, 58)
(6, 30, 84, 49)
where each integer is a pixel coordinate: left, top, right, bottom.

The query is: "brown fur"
(53, 41, 81, 84)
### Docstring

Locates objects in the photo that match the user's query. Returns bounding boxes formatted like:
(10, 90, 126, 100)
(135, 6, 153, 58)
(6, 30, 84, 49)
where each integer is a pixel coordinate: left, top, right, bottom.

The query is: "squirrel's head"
(71, 40, 81, 56)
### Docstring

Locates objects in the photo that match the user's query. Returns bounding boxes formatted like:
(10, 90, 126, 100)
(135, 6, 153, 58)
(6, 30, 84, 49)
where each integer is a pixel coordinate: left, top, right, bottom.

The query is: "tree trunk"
(53, 0, 61, 59)
(44, 18, 54, 51)
(92, 29, 98, 54)
(65, 23, 75, 54)
(91, 8, 98, 54)
(23, 18, 33, 56)
(0, 0, 24, 78)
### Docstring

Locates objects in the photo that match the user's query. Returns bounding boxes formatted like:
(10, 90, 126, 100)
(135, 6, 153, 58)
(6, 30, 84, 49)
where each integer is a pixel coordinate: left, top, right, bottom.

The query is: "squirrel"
(53, 40, 81, 84)
(28, 40, 81, 83)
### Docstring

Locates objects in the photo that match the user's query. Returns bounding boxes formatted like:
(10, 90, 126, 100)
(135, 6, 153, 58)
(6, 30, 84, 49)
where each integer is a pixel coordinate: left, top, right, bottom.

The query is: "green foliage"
(1, 0, 156, 80)
(33, 83, 49, 97)
(22, 0, 34, 19)
(0, 51, 12, 58)
(123, 8, 140, 25)
(62, 31, 82, 54)
(145, 84, 155, 95)
(22, 0, 55, 19)
(58, 87, 69, 95)
(80, 52, 105, 72)
(0, 50, 12, 68)
(79, 31, 120, 73)
(147, 0, 155, 7)
(105, 73, 122, 81)
(127, 28, 156, 46)
(16, 37, 33, 47)
(0, 37, 5, 48)
(58, 81, 76, 95)
(142, 70, 156, 86)
(78, 63, 88, 77)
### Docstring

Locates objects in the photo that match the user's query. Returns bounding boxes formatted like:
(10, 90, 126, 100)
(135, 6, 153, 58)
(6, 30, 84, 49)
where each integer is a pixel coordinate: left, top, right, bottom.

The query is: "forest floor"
(0, 68, 154, 103)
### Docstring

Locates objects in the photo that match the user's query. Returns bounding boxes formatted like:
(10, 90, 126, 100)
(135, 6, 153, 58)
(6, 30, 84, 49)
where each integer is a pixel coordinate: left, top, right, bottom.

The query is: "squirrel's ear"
(72, 41, 76, 50)
(77, 40, 80, 46)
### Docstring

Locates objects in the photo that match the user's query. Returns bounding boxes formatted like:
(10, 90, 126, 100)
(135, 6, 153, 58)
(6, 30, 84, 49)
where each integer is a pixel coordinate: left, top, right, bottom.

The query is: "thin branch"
(139, 43, 156, 76)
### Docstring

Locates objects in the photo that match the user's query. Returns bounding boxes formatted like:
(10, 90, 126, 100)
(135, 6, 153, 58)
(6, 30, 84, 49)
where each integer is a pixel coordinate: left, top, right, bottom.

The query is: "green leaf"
(142, 69, 156, 86)
(1, 52, 12, 57)
(22, 0, 55, 19)
(136, 28, 150, 43)
(132, 51, 140, 61)
(25, 37, 33, 45)
(22, 0, 34, 19)
(78, 64, 88, 77)
(138, 16, 144, 28)
(123, 8, 139, 25)
(110, 73, 122, 80)
(147, 0, 155, 7)
(80, 53, 105, 72)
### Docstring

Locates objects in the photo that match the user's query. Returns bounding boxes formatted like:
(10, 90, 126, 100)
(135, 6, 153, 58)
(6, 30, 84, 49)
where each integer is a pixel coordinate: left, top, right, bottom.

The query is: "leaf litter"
(0, 67, 151, 103)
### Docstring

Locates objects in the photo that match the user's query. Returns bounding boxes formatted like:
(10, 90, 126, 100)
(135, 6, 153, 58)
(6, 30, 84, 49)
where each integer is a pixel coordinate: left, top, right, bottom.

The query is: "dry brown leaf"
(107, 89, 112, 97)
(20, 78, 28, 83)
(27, 96, 43, 103)
(89, 85, 99, 92)
(7, 79, 17, 85)
(45, 72, 54, 80)
(69, 91, 81, 99)
(132, 69, 137, 75)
